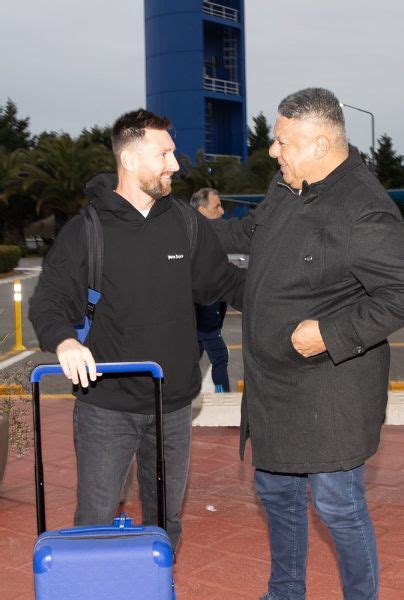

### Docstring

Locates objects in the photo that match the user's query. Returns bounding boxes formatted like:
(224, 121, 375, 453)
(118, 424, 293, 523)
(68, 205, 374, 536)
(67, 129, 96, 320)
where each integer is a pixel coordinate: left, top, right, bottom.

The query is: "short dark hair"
(278, 88, 345, 131)
(111, 108, 171, 157)
(190, 187, 219, 210)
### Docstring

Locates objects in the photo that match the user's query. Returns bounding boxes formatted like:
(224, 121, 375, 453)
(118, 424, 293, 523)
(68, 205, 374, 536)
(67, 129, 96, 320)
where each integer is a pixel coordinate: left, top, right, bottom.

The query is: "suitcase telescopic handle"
(30, 361, 164, 382)
(31, 361, 166, 536)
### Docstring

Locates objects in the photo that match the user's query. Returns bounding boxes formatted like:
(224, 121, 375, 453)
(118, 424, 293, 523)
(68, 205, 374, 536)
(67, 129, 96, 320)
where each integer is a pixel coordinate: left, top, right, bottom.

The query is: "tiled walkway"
(1, 397, 404, 599)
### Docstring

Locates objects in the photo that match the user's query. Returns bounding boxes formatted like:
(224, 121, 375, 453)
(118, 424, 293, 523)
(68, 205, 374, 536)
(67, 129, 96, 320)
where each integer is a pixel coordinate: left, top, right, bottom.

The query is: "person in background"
(190, 188, 230, 392)
(210, 87, 404, 599)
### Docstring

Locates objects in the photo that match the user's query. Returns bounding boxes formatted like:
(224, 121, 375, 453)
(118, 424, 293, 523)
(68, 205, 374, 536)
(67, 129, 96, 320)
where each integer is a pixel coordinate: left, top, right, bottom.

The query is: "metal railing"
(204, 75, 239, 95)
(205, 153, 242, 163)
(202, 0, 239, 22)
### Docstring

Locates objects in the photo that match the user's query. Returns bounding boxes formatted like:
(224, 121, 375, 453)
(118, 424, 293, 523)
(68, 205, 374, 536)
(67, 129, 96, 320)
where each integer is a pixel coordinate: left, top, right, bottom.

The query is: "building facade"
(145, 0, 247, 162)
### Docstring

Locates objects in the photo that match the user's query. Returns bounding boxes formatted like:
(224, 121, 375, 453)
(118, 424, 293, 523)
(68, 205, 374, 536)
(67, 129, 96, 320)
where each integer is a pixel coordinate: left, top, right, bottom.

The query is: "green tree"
(0, 99, 32, 152)
(374, 134, 404, 189)
(245, 148, 278, 193)
(172, 150, 245, 199)
(0, 148, 36, 244)
(14, 133, 115, 232)
(248, 112, 272, 155)
(79, 125, 112, 149)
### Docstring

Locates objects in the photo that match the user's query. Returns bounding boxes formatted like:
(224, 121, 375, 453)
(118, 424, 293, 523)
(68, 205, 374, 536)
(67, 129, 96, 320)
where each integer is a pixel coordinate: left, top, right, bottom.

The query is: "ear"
(197, 205, 207, 217)
(120, 148, 137, 172)
(314, 136, 330, 159)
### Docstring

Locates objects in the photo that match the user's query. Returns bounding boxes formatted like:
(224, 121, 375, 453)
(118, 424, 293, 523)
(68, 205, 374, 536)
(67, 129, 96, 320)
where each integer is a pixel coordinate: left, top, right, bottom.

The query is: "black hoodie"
(29, 174, 245, 413)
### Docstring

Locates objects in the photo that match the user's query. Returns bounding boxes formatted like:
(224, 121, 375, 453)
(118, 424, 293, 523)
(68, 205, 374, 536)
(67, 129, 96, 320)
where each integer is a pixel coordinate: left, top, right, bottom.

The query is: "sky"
(1, 0, 404, 155)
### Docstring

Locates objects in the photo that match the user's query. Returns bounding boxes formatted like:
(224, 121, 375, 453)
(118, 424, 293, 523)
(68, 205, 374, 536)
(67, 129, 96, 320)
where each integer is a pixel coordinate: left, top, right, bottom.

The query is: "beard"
(139, 173, 172, 200)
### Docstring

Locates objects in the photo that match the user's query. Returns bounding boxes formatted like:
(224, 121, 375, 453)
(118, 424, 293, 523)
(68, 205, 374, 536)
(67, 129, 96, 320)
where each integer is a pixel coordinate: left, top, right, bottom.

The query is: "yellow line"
(0, 346, 40, 362)
(0, 393, 75, 400)
(389, 381, 404, 391)
(226, 311, 241, 316)
(0, 349, 22, 361)
(227, 344, 242, 351)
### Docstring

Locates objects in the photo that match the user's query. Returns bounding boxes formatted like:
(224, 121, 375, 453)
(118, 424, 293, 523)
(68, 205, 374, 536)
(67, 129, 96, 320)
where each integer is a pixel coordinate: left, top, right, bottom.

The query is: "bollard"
(12, 279, 26, 351)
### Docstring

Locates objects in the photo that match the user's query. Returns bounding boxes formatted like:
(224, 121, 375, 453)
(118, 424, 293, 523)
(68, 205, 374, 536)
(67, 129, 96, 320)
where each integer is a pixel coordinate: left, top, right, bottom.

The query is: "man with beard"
(29, 109, 245, 552)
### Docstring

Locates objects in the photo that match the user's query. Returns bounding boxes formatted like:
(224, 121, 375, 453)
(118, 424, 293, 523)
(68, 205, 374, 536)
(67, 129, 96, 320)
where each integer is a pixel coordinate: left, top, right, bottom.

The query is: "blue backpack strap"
(172, 197, 198, 260)
(76, 204, 103, 342)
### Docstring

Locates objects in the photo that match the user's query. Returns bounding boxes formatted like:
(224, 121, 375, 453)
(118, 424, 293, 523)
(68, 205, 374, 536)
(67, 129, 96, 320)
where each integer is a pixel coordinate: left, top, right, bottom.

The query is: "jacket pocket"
(281, 322, 329, 366)
(303, 226, 349, 290)
(302, 229, 325, 289)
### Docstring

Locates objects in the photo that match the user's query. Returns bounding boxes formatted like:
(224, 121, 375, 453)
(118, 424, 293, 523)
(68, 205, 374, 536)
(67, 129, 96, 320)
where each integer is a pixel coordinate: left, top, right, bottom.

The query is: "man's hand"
(56, 338, 98, 387)
(291, 320, 326, 358)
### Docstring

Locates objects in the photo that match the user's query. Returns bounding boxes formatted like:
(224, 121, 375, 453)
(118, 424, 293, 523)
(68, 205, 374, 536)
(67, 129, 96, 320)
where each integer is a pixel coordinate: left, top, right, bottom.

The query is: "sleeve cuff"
(41, 324, 79, 353)
(319, 314, 365, 365)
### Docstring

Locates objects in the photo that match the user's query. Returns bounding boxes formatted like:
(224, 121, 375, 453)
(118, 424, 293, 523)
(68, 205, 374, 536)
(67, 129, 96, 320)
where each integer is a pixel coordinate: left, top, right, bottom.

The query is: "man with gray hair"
(190, 187, 230, 392)
(211, 88, 404, 599)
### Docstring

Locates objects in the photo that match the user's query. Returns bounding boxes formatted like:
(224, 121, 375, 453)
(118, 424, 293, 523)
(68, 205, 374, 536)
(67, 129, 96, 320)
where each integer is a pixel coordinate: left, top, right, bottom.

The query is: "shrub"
(0, 361, 33, 457)
(0, 245, 22, 273)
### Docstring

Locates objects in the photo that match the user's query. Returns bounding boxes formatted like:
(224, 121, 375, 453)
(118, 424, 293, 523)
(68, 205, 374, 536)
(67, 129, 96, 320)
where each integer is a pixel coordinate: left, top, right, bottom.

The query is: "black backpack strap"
(172, 198, 198, 260)
(81, 203, 104, 293)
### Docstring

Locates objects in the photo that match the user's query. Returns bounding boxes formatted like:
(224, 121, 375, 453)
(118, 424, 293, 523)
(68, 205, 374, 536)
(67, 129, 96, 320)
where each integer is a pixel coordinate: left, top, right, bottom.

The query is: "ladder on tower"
(205, 101, 214, 153)
(223, 29, 238, 85)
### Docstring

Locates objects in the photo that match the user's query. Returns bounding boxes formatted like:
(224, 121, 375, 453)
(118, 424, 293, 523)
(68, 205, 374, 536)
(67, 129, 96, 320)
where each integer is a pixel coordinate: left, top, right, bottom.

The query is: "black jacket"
(29, 174, 245, 414)
(212, 147, 404, 473)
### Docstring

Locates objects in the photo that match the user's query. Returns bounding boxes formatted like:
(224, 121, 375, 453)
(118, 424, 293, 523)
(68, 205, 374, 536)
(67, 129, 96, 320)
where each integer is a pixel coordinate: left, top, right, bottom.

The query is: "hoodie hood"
(84, 172, 173, 221)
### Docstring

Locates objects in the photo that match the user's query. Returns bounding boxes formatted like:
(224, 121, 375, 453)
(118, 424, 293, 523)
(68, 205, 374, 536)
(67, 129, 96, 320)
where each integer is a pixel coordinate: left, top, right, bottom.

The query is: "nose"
(169, 154, 180, 173)
(269, 140, 279, 159)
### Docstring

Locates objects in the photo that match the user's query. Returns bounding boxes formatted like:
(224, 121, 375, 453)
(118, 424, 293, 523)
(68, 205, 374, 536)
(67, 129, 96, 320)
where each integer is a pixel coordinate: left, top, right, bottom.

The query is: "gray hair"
(278, 88, 347, 144)
(190, 187, 219, 210)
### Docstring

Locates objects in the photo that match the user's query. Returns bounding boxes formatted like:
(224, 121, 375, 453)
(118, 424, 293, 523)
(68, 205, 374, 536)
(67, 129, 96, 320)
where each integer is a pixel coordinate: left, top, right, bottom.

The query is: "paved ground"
(0, 398, 403, 599)
(1, 258, 404, 598)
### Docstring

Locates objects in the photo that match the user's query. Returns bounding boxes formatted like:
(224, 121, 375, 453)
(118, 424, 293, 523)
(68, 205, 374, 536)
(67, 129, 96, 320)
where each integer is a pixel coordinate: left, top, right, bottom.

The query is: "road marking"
(227, 344, 242, 350)
(0, 350, 36, 370)
(0, 393, 75, 400)
(0, 271, 40, 285)
(389, 342, 404, 347)
(389, 381, 404, 390)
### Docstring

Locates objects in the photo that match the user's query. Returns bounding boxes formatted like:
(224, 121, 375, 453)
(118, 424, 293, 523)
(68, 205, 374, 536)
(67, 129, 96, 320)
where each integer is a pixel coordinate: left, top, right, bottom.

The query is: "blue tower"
(145, 0, 247, 163)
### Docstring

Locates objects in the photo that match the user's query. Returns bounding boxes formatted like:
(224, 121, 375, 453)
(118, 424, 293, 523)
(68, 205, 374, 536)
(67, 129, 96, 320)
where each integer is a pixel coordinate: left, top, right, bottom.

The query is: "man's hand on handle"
(56, 338, 98, 387)
(291, 320, 326, 357)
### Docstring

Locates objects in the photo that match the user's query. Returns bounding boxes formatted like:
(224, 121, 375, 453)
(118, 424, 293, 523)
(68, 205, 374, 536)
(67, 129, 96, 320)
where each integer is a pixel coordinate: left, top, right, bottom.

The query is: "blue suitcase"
(31, 362, 176, 599)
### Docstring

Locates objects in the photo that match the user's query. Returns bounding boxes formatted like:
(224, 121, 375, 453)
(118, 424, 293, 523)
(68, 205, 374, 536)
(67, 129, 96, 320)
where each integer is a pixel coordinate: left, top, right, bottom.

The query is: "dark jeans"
(256, 465, 378, 600)
(73, 400, 192, 550)
(198, 332, 230, 392)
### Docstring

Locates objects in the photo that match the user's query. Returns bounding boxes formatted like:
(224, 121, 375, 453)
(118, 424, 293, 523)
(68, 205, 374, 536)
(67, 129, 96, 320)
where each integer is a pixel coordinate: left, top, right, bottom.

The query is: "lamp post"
(339, 102, 375, 172)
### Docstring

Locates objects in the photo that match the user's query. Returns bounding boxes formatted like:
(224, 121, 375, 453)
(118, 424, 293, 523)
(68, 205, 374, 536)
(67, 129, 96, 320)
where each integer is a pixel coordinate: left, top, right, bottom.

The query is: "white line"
(0, 350, 36, 370)
(0, 272, 40, 285)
